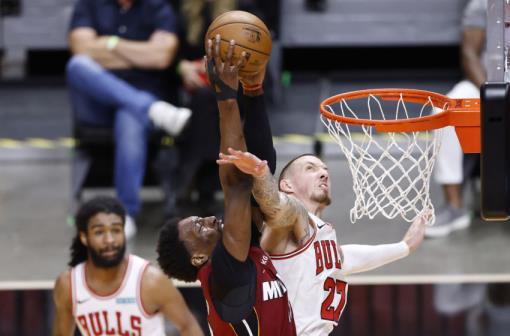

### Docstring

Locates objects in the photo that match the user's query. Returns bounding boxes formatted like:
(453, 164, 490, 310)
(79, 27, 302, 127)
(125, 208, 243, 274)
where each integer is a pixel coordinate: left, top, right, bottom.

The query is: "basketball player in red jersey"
(157, 36, 296, 336)
(53, 196, 204, 335)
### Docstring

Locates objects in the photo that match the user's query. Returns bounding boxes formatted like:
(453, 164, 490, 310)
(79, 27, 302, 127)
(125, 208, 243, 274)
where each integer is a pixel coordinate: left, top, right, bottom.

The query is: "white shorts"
(433, 80, 480, 184)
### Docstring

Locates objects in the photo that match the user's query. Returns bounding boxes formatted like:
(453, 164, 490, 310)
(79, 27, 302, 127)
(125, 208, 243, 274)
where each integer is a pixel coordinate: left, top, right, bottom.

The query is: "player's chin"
(322, 197, 332, 206)
(313, 191, 331, 205)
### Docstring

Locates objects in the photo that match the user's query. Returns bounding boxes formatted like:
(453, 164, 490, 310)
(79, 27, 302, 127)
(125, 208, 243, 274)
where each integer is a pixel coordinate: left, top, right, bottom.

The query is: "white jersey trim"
(70, 269, 77, 317)
(82, 255, 132, 300)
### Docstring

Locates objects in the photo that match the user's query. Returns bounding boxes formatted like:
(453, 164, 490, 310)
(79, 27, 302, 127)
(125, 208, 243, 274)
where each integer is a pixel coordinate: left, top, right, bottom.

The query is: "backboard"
(480, 0, 510, 220)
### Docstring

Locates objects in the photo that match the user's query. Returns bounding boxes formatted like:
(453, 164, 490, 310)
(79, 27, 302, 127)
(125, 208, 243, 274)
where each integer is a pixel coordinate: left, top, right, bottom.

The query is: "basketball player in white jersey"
(217, 151, 429, 335)
(53, 196, 204, 336)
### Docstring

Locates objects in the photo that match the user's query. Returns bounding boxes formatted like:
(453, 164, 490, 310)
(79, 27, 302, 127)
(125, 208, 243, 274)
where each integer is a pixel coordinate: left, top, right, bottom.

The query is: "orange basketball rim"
(320, 88, 481, 153)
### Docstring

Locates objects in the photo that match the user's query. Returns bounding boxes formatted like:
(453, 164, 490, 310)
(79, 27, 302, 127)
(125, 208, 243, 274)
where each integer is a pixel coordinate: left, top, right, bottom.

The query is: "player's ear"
(279, 178, 293, 193)
(79, 231, 88, 247)
(191, 254, 208, 267)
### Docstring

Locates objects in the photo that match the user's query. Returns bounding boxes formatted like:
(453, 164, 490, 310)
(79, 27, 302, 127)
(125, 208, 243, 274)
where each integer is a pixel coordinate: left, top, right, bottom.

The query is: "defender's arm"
(141, 265, 204, 336)
(207, 36, 253, 262)
(341, 212, 427, 275)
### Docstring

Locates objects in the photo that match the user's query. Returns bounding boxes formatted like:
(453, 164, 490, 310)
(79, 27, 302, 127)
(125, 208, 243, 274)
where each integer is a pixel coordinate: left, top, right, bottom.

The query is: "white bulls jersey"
(270, 213, 348, 335)
(70, 254, 165, 336)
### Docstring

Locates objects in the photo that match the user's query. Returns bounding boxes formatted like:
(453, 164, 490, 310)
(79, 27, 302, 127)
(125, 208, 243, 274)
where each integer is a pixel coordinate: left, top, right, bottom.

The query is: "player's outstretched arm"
(341, 212, 429, 275)
(142, 265, 204, 336)
(238, 60, 277, 176)
(218, 148, 308, 230)
(207, 35, 254, 262)
(52, 271, 75, 336)
(402, 209, 429, 253)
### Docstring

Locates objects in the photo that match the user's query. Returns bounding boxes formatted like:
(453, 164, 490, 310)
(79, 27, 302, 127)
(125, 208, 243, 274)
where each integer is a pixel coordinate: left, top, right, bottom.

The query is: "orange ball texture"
(205, 11, 272, 75)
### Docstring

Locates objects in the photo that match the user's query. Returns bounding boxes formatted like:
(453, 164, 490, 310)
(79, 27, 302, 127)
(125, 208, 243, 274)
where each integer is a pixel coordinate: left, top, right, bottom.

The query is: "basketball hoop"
(320, 88, 480, 225)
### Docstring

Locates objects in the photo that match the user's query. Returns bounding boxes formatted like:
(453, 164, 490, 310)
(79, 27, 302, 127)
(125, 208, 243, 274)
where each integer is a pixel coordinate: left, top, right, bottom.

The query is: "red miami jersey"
(198, 246, 297, 336)
(70, 254, 165, 336)
(270, 213, 349, 335)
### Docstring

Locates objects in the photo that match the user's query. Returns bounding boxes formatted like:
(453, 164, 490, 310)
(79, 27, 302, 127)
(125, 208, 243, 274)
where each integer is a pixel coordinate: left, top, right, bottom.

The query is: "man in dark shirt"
(157, 36, 295, 335)
(67, 0, 190, 238)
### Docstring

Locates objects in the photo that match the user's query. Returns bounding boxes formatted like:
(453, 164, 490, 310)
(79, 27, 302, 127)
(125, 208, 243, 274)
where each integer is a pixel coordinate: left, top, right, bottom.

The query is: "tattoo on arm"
(253, 172, 307, 228)
(252, 172, 281, 218)
(298, 223, 311, 245)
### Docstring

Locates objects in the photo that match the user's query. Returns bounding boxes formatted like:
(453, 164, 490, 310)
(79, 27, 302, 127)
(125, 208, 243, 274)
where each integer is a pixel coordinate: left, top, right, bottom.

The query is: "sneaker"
(425, 205, 471, 238)
(125, 215, 137, 240)
(148, 101, 192, 136)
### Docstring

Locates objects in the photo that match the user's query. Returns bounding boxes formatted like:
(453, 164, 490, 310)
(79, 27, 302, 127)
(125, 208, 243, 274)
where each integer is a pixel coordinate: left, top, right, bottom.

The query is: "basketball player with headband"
(157, 36, 296, 335)
(218, 100, 431, 334)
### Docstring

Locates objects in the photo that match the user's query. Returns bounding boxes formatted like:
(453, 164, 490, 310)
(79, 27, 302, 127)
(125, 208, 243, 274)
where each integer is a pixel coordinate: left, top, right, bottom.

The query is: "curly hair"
(69, 196, 126, 267)
(157, 217, 199, 282)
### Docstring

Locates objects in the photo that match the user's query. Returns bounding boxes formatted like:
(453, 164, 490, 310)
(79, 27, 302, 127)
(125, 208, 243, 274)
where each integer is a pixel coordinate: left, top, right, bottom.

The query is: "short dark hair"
(157, 217, 199, 282)
(69, 196, 126, 267)
(278, 153, 317, 187)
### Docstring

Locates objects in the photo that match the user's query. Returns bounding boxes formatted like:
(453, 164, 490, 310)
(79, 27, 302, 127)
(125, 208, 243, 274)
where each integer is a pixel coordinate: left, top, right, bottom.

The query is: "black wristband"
(207, 58, 238, 101)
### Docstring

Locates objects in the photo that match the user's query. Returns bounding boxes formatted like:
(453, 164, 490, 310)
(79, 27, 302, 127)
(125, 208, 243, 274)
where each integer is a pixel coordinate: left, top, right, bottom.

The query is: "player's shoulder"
(139, 262, 180, 308)
(53, 270, 72, 303)
(55, 270, 71, 289)
(311, 213, 334, 230)
(140, 262, 171, 290)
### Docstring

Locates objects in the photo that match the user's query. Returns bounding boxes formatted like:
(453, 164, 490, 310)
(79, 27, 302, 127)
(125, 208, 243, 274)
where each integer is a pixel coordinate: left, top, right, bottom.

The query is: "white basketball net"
(321, 93, 443, 225)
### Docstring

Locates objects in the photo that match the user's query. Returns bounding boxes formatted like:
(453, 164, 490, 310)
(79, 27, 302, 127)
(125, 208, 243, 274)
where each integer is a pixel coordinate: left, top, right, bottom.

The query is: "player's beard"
(311, 191, 331, 206)
(88, 243, 126, 268)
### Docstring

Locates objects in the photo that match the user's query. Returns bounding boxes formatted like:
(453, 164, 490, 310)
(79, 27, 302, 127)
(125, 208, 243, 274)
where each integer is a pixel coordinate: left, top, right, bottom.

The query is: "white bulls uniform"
(270, 213, 348, 335)
(70, 254, 165, 336)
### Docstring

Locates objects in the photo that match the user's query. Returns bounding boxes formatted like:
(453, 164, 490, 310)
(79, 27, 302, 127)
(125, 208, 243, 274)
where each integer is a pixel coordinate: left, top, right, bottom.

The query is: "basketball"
(205, 11, 272, 75)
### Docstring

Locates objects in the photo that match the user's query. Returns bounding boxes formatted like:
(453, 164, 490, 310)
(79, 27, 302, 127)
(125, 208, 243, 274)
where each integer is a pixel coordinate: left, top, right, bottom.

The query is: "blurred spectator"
(426, 0, 486, 238)
(429, 2, 510, 336)
(429, 0, 486, 332)
(165, 0, 278, 218)
(168, 0, 237, 218)
(67, 0, 191, 238)
(429, 1, 487, 330)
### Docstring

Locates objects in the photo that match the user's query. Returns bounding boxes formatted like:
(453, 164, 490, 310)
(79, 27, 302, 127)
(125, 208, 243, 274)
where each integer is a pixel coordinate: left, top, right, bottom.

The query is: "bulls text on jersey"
(76, 311, 142, 336)
(314, 239, 342, 275)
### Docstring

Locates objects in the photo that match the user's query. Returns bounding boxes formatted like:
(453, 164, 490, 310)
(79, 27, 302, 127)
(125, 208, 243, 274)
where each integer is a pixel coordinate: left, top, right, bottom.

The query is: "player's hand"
(240, 66, 266, 90)
(403, 209, 431, 253)
(205, 35, 249, 99)
(217, 148, 269, 178)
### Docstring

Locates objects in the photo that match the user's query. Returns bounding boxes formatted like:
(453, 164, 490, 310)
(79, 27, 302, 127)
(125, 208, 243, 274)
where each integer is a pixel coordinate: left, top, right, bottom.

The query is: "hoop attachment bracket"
(320, 89, 481, 153)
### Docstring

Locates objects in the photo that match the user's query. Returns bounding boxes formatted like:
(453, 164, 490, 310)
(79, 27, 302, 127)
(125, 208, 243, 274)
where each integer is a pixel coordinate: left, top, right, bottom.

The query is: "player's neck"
(300, 198, 325, 217)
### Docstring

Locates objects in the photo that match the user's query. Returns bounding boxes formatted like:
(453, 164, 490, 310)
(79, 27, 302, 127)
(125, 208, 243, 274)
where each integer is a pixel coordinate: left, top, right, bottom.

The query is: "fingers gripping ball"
(205, 11, 272, 76)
